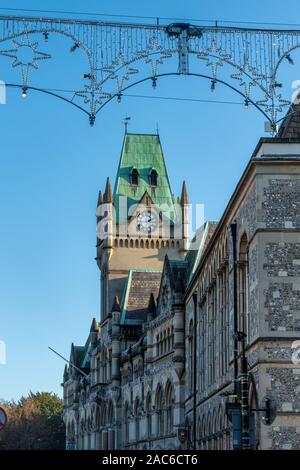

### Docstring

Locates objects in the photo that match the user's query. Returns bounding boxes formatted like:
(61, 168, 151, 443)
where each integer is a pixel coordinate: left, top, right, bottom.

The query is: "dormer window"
(149, 169, 158, 187)
(130, 168, 139, 186)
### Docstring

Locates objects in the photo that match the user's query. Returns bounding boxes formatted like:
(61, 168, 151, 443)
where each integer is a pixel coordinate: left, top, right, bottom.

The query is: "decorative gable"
(156, 256, 188, 316)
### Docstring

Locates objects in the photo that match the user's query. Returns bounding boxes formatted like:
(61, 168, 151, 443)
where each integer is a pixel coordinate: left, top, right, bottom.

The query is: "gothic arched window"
(134, 398, 141, 442)
(167, 328, 171, 351)
(130, 168, 139, 185)
(165, 381, 174, 433)
(156, 334, 159, 356)
(155, 385, 164, 436)
(101, 349, 107, 384)
(124, 403, 129, 444)
(146, 393, 152, 437)
(107, 401, 114, 424)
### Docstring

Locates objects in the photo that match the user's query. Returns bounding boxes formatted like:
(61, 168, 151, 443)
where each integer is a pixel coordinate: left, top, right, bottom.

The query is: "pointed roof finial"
(97, 190, 103, 206)
(90, 317, 99, 332)
(148, 292, 156, 314)
(181, 180, 189, 206)
(112, 295, 121, 312)
(104, 177, 112, 203)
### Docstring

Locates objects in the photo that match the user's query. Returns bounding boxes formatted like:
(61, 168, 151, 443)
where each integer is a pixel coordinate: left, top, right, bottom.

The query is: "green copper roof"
(113, 133, 178, 222)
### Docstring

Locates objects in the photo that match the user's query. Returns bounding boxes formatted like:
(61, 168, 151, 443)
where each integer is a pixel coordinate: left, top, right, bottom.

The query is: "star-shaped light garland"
(0, 33, 51, 88)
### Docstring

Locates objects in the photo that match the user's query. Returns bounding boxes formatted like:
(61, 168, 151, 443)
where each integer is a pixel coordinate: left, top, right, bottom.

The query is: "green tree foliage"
(0, 392, 65, 450)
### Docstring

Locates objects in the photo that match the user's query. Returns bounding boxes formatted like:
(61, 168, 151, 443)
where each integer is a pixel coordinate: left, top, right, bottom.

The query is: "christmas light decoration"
(0, 14, 298, 129)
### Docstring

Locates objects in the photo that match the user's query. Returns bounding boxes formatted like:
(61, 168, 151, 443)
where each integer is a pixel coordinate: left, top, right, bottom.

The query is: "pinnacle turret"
(180, 180, 189, 206)
(104, 177, 112, 203)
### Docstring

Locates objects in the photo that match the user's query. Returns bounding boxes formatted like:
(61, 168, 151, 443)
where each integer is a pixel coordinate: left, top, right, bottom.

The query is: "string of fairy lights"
(0, 12, 299, 128)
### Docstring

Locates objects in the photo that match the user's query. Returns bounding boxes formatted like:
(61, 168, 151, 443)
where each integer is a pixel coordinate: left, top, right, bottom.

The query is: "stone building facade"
(63, 114, 300, 450)
(63, 133, 189, 450)
(184, 109, 300, 450)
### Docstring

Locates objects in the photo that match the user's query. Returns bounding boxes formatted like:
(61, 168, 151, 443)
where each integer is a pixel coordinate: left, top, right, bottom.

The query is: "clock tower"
(96, 132, 189, 321)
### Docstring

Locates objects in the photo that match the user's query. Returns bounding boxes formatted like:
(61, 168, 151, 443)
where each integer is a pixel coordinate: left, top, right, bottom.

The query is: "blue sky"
(0, 0, 300, 401)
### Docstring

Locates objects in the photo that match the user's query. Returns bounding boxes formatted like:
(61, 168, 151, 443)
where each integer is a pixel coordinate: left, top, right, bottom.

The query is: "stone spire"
(90, 317, 99, 332)
(181, 180, 189, 251)
(181, 180, 189, 206)
(104, 177, 112, 203)
(97, 190, 103, 206)
(63, 364, 68, 379)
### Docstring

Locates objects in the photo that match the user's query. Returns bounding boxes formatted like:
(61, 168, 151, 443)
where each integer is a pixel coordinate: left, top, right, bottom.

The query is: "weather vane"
(123, 115, 131, 133)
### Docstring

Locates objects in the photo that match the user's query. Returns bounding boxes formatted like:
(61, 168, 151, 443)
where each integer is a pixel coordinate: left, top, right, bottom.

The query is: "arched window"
(155, 385, 164, 436)
(96, 405, 101, 429)
(130, 168, 139, 185)
(212, 410, 218, 450)
(165, 382, 174, 434)
(149, 169, 158, 186)
(146, 393, 152, 437)
(134, 398, 141, 442)
(217, 408, 224, 450)
(108, 349, 112, 382)
(207, 413, 212, 450)
(67, 420, 76, 450)
(102, 403, 107, 427)
(107, 401, 114, 424)
(159, 333, 163, 355)
(167, 328, 171, 351)
(124, 403, 129, 445)
(79, 418, 85, 450)
(101, 349, 107, 383)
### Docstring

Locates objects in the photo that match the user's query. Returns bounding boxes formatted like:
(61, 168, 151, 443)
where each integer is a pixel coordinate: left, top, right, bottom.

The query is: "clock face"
(137, 210, 158, 233)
